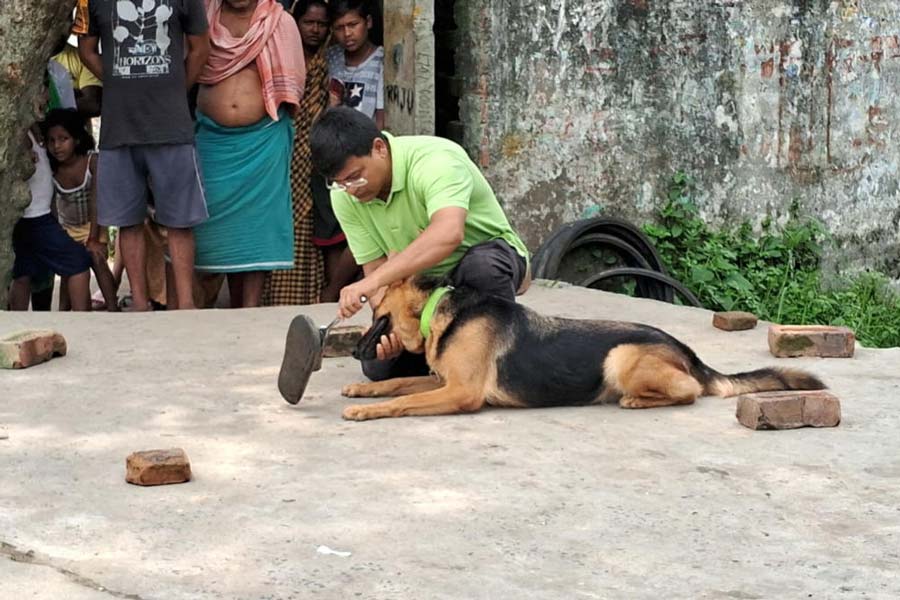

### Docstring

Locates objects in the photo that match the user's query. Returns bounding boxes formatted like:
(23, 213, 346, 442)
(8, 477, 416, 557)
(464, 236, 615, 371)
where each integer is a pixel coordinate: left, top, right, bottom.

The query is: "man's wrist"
(367, 271, 386, 291)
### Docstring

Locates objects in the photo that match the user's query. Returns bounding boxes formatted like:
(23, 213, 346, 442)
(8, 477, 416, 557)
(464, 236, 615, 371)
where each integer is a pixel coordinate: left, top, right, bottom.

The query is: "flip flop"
(91, 290, 108, 310)
(278, 314, 323, 405)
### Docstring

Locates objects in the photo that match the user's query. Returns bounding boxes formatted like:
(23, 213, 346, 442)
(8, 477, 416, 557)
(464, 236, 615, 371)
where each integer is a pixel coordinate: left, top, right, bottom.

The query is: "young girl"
(327, 0, 385, 130)
(44, 108, 119, 311)
(9, 121, 92, 311)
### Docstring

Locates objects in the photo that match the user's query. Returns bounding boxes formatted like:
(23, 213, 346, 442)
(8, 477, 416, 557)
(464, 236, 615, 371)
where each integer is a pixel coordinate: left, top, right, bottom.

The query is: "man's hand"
(376, 333, 403, 361)
(86, 239, 107, 261)
(338, 277, 380, 319)
(328, 90, 341, 107)
(367, 285, 387, 311)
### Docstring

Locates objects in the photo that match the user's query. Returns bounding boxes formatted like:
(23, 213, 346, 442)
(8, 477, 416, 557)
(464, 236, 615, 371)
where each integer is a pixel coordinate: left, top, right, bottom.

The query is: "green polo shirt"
(331, 133, 529, 276)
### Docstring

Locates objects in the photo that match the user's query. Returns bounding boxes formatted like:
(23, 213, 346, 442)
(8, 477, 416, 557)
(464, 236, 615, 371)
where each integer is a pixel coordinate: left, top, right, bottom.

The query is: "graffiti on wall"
(386, 84, 415, 114)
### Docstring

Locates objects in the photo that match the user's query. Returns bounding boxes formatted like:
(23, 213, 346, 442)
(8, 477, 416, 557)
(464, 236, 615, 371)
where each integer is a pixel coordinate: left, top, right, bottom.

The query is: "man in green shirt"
(277, 107, 530, 401)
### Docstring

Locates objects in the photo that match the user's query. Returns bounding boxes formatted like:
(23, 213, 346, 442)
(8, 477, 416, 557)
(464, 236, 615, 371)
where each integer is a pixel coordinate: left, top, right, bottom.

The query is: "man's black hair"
(310, 107, 386, 179)
(292, 0, 329, 22)
(328, 0, 372, 22)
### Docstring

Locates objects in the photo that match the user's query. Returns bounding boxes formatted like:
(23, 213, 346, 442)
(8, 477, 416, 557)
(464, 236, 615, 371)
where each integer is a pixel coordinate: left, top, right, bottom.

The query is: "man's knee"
(453, 244, 517, 300)
(457, 263, 507, 291)
(458, 246, 507, 280)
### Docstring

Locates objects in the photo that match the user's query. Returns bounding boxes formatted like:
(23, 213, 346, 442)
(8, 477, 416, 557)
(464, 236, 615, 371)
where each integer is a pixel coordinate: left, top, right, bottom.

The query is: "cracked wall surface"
(457, 0, 900, 274)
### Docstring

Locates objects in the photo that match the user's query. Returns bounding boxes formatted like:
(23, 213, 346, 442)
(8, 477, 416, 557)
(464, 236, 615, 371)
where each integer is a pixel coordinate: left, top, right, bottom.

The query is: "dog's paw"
(342, 404, 373, 421)
(619, 396, 642, 409)
(342, 383, 369, 397)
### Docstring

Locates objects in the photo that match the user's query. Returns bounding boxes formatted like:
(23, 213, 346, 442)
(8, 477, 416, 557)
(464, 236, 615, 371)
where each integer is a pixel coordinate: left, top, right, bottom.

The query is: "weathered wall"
(384, 0, 436, 134)
(0, 0, 76, 307)
(457, 0, 900, 274)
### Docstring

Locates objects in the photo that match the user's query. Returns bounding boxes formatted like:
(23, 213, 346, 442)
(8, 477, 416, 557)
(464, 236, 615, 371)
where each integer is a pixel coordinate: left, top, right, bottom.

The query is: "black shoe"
(278, 315, 322, 405)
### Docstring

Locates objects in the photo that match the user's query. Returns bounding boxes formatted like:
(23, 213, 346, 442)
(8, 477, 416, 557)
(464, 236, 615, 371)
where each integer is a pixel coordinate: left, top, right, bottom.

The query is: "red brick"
(322, 325, 368, 358)
(126, 449, 192, 486)
(736, 390, 841, 430)
(768, 324, 855, 358)
(0, 330, 67, 369)
(713, 311, 758, 331)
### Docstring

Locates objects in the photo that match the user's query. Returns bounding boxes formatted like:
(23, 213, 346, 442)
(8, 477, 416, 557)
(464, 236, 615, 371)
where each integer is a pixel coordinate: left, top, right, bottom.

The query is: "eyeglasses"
(326, 177, 368, 192)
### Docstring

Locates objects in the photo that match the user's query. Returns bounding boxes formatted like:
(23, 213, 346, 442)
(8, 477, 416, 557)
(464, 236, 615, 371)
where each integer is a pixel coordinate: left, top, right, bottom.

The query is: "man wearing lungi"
(194, 0, 305, 307)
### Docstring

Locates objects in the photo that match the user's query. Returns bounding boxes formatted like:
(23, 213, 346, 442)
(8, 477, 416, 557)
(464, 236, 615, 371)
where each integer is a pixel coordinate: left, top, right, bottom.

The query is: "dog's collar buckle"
(420, 286, 454, 339)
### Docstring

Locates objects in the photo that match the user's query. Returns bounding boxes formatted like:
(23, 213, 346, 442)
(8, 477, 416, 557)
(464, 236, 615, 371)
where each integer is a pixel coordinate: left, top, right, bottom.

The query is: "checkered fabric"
(263, 48, 328, 306)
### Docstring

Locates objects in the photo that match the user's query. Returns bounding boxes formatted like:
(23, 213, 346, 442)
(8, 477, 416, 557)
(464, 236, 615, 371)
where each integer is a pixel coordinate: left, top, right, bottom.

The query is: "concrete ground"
(2, 282, 900, 600)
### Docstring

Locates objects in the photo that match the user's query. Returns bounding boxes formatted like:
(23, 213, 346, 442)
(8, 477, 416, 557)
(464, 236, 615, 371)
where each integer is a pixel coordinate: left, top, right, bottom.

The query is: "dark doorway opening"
(434, 0, 462, 143)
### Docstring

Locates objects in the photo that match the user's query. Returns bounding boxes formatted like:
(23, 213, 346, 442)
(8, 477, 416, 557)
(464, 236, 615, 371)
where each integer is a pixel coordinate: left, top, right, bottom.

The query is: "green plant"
(643, 173, 900, 348)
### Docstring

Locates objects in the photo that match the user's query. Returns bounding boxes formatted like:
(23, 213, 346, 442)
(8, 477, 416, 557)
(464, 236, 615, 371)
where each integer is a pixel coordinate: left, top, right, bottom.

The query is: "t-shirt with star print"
(326, 45, 384, 119)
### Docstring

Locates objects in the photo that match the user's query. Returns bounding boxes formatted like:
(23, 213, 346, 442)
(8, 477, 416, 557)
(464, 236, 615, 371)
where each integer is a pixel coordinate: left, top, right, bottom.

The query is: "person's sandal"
(91, 290, 108, 311)
(278, 315, 323, 405)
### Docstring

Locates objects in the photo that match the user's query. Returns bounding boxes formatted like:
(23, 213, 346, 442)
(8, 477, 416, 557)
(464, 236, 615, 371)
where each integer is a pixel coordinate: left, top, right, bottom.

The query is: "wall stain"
(456, 0, 900, 273)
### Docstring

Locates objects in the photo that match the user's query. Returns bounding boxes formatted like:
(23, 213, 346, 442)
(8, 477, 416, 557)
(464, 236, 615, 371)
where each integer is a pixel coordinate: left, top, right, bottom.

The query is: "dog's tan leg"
(607, 344, 703, 409)
(617, 367, 701, 409)
(342, 384, 483, 421)
(342, 376, 442, 398)
(619, 394, 695, 409)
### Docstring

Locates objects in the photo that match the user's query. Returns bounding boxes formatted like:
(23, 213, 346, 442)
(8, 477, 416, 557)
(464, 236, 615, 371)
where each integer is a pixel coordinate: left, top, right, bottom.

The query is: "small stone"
(736, 390, 841, 430)
(126, 448, 191, 486)
(713, 311, 758, 331)
(768, 324, 855, 358)
(322, 325, 368, 358)
(0, 330, 67, 369)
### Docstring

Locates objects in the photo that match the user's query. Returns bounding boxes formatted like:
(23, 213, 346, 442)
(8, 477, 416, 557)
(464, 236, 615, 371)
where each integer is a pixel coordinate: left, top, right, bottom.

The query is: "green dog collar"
(419, 286, 454, 339)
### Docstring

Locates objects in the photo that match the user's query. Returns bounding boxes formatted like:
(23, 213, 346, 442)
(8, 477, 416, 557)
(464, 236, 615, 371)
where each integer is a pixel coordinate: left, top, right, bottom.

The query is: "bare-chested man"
(193, 0, 306, 307)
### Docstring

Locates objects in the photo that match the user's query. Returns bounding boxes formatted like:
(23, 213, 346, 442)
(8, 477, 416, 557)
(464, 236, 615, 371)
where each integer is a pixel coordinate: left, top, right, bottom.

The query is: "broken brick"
(713, 311, 758, 331)
(736, 390, 841, 430)
(0, 330, 67, 369)
(322, 325, 368, 358)
(126, 449, 192, 486)
(768, 325, 855, 358)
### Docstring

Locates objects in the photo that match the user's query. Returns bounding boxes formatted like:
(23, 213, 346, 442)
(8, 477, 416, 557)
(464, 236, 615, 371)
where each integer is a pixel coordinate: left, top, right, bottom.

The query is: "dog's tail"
(699, 366, 826, 397)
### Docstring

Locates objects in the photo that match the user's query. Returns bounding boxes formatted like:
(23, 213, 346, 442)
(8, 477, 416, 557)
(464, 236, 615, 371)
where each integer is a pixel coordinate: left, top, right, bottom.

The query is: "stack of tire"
(531, 217, 702, 307)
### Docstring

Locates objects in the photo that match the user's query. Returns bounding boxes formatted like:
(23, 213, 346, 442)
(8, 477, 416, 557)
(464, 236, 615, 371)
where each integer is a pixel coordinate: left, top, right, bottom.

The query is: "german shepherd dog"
(340, 278, 825, 421)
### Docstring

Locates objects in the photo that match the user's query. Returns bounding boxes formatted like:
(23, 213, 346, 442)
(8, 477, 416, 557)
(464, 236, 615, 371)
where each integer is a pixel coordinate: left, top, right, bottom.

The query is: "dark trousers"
(362, 239, 527, 381)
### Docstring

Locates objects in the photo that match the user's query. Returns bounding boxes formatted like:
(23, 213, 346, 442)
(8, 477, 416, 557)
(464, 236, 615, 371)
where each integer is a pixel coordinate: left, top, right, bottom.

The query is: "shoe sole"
(278, 315, 323, 405)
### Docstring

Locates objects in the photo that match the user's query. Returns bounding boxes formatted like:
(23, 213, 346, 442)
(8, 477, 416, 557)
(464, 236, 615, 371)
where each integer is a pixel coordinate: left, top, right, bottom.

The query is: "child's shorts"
(63, 222, 109, 245)
(12, 214, 92, 278)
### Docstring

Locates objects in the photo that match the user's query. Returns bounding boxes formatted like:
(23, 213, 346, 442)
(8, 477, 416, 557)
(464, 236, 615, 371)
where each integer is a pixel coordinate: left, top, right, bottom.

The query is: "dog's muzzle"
(353, 315, 391, 361)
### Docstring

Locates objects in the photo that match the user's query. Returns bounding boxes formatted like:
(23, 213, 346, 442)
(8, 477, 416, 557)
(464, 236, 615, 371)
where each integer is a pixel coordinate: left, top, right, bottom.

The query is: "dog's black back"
(435, 287, 696, 408)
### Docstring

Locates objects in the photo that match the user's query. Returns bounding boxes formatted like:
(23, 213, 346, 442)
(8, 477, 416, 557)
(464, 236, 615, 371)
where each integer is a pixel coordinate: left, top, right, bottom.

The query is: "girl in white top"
(8, 124, 92, 311)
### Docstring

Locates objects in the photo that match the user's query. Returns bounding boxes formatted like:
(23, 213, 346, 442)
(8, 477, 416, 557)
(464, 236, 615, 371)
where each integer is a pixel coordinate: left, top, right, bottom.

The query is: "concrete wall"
(384, 0, 436, 134)
(456, 0, 900, 274)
